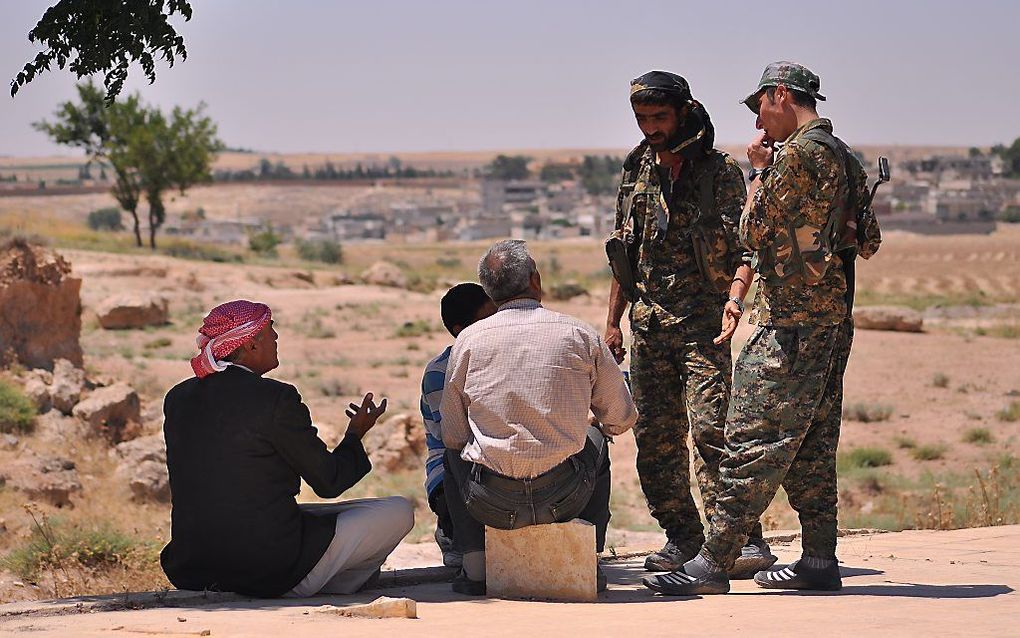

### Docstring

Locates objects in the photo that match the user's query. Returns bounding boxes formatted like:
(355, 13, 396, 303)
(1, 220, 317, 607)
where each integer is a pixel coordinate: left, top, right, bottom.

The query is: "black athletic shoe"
(451, 569, 486, 596)
(754, 559, 842, 591)
(643, 568, 730, 596)
(730, 537, 778, 580)
(644, 539, 699, 572)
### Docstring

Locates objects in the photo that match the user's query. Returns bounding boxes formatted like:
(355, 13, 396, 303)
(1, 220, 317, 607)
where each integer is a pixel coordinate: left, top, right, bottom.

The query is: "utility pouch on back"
(690, 158, 732, 295)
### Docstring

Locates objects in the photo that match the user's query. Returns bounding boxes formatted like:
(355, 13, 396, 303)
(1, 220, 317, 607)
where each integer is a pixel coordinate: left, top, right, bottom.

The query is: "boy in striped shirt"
(420, 283, 495, 567)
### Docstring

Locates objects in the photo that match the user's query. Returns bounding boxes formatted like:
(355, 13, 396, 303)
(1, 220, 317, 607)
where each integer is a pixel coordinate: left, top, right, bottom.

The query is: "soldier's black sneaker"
(643, 567, 730, 596)
(730, 537, 778, 579)
(643, 539, 699, 572)
(754, 559, 842, 591)
(451, 569, 486, 596)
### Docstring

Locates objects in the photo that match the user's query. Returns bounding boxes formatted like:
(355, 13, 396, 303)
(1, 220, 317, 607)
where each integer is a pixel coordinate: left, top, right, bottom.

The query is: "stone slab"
(485, 519, 597, 602)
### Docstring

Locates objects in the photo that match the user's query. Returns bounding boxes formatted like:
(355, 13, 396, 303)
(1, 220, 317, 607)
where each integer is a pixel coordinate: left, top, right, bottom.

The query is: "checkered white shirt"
(440, 298, 637, 478)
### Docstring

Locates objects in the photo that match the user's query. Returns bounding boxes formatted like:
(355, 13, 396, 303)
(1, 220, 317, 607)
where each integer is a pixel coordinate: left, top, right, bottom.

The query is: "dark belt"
(471, 455, 580, 492)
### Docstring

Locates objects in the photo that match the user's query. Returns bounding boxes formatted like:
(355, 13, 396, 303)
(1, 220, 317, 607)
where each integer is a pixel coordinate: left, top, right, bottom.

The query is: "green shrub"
(843, 402, 894, 423)
(844, 447, 893, 468)
(963, 428, 994, 445)
(998, 401, 1020, 422)
(932, 372, 950, 388)
(296, 239, 343, 264)
(0, 379, 36, 433)
(911, 444, 947, 461)
(248, 227, 281, 257)
(395, 320, 434, 338)
(0, 515, 151, 581)
(143, 337, 172, 350)
(894, 435, 917, 449)
(86, 207, 123, 231)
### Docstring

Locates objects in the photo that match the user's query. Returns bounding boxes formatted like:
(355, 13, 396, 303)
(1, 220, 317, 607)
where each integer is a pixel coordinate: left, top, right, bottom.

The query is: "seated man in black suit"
(160, 300, 413, 598)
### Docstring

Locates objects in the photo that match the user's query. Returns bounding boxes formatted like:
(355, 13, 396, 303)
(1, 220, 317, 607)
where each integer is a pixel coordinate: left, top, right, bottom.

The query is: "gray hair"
(478, 239, 536, 302)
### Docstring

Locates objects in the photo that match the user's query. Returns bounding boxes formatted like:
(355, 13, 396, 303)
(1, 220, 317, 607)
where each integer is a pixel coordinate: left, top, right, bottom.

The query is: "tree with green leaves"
(485, 155, 532, 180)
(35, 81, 222, 248)
(11, 0, 193, 104)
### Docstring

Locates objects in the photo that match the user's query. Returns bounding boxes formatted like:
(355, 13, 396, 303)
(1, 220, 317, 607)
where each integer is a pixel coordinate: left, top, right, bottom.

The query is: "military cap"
(630, 70, 692, 100)
(741, 61, 826, 112)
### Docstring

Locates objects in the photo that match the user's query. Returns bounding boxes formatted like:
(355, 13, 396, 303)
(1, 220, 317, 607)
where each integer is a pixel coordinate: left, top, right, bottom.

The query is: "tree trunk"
(148, 210, 157, 250)
(130, 209, 142, 247)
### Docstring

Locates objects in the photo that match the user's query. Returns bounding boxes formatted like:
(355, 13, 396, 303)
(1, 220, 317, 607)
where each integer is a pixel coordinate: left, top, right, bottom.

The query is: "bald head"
(478, 239, 540, 303)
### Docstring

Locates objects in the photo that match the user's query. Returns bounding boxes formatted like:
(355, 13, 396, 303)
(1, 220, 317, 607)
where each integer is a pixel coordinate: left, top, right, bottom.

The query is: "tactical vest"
(612, 147, 733, 298)
(754, 128, 859, 287)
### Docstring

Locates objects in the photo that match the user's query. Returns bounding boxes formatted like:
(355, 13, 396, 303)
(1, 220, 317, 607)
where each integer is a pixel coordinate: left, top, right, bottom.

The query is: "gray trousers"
(286, 496, 414, 597)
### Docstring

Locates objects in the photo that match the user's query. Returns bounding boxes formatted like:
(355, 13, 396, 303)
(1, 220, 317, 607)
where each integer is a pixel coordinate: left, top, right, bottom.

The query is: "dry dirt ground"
(1, 526, 1017, 637)
(0, 223, 1018, 603)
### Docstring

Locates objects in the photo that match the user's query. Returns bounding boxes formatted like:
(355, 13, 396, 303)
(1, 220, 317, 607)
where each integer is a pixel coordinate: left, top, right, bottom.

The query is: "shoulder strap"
(696, 153, 717, 223)
(800, 128, 856, 248)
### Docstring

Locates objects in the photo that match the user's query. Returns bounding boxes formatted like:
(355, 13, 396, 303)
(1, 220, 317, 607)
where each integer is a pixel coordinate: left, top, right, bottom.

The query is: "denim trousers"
(444, 426, 611, 553)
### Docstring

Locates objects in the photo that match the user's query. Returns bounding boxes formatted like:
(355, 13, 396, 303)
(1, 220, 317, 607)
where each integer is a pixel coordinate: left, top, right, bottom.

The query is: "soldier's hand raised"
(747, 132, 775, 170)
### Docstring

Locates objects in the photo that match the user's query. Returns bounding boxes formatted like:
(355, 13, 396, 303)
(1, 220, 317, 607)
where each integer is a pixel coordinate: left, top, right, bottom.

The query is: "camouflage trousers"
(630, 312, 763, 550)
(703, 318, 854, 568)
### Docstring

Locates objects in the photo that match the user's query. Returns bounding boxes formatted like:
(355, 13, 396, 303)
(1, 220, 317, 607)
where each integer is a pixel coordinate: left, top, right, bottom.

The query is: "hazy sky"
(2, 0, 1018, 157)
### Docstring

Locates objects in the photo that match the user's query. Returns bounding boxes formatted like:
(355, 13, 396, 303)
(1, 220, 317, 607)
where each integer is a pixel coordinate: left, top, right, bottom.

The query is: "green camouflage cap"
(741, 61, 826, 113)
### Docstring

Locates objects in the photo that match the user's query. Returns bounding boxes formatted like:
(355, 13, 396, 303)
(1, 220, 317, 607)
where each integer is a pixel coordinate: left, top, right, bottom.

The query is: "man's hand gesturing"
(345, 392, 388, 440)
(605, 325, 626, 364)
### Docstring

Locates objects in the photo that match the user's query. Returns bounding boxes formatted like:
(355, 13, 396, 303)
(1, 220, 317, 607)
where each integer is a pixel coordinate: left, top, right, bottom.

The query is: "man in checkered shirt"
(440, 239, 638, 595)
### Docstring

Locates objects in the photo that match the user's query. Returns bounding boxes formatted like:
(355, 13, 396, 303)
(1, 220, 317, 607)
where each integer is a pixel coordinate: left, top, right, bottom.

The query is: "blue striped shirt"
(420, 346, 451, 497)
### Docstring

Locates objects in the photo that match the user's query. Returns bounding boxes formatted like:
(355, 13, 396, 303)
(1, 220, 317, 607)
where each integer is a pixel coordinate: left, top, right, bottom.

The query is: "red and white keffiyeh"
(190, 300, 272, 378)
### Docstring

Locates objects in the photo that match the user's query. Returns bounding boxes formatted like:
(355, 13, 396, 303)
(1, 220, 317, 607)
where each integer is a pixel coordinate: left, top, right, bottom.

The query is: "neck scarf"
(190, 300, 272, 379)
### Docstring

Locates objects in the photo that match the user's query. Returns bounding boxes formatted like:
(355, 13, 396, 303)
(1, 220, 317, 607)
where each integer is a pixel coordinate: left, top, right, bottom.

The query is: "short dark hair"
(441, 282, 492, 336)
(765, 86, 816, 110)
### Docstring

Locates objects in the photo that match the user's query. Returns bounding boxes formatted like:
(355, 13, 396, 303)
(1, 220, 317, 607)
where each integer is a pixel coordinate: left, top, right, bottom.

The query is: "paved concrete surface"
(1, 526, 1017, 637)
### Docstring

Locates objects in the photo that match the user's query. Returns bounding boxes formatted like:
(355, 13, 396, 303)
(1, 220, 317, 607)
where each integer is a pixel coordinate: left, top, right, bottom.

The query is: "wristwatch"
(747, 167, 764, 183)
(727, 296, 744, 314)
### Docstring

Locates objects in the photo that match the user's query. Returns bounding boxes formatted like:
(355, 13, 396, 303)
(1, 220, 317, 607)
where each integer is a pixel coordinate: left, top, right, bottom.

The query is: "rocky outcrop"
(360, 262, 408, 289)
(363, 413, 426, 471)
(1, 453, 82, 507)
(114, 434, 170, 502)
(549, 281, 589, 301)
(49, 359, 87, 414)
(854, 306, 924, 332)
(95, 293, 169, 329)
(0, 239, 83, 369)
(72, 383, 142, 442)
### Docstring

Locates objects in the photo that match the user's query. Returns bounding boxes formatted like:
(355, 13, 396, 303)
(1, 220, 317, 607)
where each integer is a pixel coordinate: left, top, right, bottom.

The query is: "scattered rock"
(95, 293, 169, 329)
(1, 434, 18, 450)
(319, 596, 417, 619)
(2, 452, 82, 507)
(363, 413, 426, 471)
(854, 306, 924, 332)
(22, 375, 52, 413)
(549, 281, 589, 301)
(361, 261, 408, 289)
(72, 383, 142, 442)
(114, 434, 170, 502)
(49, 358, 87, 414)
(331, 273, 355, 286)
(0, 239, 83, 369)
(34, 410, 90, 444)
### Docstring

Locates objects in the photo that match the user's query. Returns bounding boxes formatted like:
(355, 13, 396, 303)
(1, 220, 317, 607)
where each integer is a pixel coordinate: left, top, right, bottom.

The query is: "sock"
(799, 555, 836, 570)
(462, 551, 486, 581)
(681, 552, 722, 578)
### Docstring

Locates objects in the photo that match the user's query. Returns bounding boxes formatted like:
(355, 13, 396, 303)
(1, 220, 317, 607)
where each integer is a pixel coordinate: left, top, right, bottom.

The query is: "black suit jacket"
(160, 366, 371, 597)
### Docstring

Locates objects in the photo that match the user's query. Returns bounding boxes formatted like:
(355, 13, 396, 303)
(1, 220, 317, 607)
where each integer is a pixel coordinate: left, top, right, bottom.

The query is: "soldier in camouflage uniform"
(644, 62, 882, 596)
(604, 71, 774, 577)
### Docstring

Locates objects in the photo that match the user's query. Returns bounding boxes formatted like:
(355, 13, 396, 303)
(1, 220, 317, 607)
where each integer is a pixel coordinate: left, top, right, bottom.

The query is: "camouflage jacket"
(615, 145, 748, 331)
(741, 118, 869, 327)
